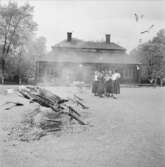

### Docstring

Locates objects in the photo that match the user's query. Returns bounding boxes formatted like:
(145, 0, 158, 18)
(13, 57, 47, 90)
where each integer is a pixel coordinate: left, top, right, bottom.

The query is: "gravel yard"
(0, 86, 165, 167)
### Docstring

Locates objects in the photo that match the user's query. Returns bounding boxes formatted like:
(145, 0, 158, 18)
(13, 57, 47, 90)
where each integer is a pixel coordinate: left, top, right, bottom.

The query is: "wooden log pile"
(18, 86, 88, 125)
(5, 86, 89, 141)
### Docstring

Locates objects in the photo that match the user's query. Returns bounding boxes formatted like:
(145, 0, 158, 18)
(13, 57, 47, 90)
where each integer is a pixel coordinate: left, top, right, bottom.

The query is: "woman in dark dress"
(113, 79, 120, 94)
(97, 71, 105, 97)
(112, 70, 121, 98)
(92, 71, 99, 96)
(104, 71, 113, 97)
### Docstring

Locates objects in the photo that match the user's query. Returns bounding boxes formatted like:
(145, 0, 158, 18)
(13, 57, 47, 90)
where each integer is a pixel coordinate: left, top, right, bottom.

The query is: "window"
(123, 68, 133, 79)
(123, 69, 129, 78)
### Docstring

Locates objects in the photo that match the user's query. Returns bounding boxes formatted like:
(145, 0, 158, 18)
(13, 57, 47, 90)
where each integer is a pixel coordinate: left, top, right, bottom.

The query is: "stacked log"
(18, 86, 87, 125)
(6, 86, 89, 141)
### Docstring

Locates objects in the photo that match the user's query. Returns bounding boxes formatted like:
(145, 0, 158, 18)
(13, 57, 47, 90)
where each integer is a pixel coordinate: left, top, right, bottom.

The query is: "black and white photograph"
(0, 0, 165, 166)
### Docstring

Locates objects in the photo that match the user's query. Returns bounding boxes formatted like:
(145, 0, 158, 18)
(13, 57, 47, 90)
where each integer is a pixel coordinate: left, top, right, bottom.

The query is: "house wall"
(36, 46, 140, 84)
(36, 61, 139, 85)
(54, 47, 125, 54)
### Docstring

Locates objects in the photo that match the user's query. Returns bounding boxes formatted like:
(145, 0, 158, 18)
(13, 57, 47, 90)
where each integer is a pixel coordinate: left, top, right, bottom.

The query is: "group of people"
(92, 70, 121, 98)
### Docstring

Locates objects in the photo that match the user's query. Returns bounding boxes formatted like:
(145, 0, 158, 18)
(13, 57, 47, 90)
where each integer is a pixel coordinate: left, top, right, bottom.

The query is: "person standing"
(104, 70, 113, 97)
(97, 71, 105, 97)
(111, 70, 121, 98)
(92, 71, 99, 96)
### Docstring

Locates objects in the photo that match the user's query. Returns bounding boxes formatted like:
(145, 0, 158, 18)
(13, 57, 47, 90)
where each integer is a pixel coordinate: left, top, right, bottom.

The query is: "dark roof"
(39, 37, 139, 64)
(40, 50, 140, 64)
(53, 38, 126, 51)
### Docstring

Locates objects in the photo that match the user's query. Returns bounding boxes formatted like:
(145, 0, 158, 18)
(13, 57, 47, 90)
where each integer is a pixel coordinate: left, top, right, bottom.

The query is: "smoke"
(37, 36, 126, 86)
(37, 49, 94, 86)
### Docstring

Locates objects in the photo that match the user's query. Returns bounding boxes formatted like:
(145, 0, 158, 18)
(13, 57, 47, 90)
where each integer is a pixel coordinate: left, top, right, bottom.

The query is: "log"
(17, 86, 86, 125)
(61, 111, 86, 125)
(68, 106, 81, 117)
(18, 90, 31, 100)
(37, 87, 62, 103)
(68, 112, 86, 125)
(67, 97, 89, 109)
(75, 100, 89, 109)
(74, 94, 84, 101)
(0, 101, 23, 106)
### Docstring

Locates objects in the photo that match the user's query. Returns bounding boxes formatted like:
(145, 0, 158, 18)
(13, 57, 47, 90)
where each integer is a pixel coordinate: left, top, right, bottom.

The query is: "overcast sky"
(2, 0, 165, 52)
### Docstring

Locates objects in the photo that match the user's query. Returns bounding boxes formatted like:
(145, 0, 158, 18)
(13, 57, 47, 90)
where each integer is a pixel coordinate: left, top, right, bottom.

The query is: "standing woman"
(92, 71, 99, 96)
(112, 70, 121, 98)
(97, 71, 105, 97)
(104, 70, 113, 97)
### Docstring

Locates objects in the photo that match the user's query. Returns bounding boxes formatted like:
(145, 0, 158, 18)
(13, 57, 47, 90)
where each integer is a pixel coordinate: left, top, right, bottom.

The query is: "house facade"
(36, 33, 141, 85)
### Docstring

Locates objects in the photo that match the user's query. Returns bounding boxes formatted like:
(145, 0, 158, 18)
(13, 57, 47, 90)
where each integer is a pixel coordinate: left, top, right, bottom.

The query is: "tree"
(24, 36, 47, 61)
(152, 29, 165, 44)
(0, 2, 37, 84)
(20, 36, 47, 83)
(130, 29, 165, 82)
(3, 36, 47, 84)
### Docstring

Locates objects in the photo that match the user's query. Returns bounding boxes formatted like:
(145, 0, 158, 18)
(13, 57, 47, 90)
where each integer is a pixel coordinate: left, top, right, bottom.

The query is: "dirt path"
(0, 87, 165, 167)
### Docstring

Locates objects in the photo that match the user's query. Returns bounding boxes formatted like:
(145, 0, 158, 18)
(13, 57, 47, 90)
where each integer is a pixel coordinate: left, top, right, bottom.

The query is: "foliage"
(24, 36, 47, 61)
(3, 36, 47, 83)
(0, 2, 37, 83)
(20, 36, 47, 81)
(130, 29, 165, 81)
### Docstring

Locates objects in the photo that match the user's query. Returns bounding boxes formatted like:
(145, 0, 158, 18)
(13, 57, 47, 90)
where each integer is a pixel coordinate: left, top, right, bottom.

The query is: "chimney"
(67, 32, 72, 42)
(105, 34, 111, 44)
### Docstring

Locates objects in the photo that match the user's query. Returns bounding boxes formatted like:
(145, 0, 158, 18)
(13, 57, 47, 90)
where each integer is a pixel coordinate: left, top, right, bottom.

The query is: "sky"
(1, 0, 165, 52)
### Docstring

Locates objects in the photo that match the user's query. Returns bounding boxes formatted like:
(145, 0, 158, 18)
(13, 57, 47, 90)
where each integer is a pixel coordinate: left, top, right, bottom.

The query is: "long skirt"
(97, 80, 105, 96)
(105, 80, 113, 94)
(92, 81, 99, 94)
(112, 79, 120, 94)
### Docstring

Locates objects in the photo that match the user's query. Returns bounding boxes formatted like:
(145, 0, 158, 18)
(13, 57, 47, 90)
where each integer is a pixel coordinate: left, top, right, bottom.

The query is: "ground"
(0, 86, 165, 167)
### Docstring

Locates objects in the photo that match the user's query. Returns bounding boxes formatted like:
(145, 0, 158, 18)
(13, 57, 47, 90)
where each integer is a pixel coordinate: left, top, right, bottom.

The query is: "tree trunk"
(1, 58, 5, 84)
(19, 78, 22, 85)
(1, 76, 4, 85)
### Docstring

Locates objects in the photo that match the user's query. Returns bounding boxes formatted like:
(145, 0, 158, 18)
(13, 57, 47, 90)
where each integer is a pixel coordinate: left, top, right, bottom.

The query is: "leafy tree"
(25, 36, 47, 61)
(3, 36, 47, 84)
(0, 2, 37, 84)
(20, 36, 47, 83)
(130, 29, 165, 82)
